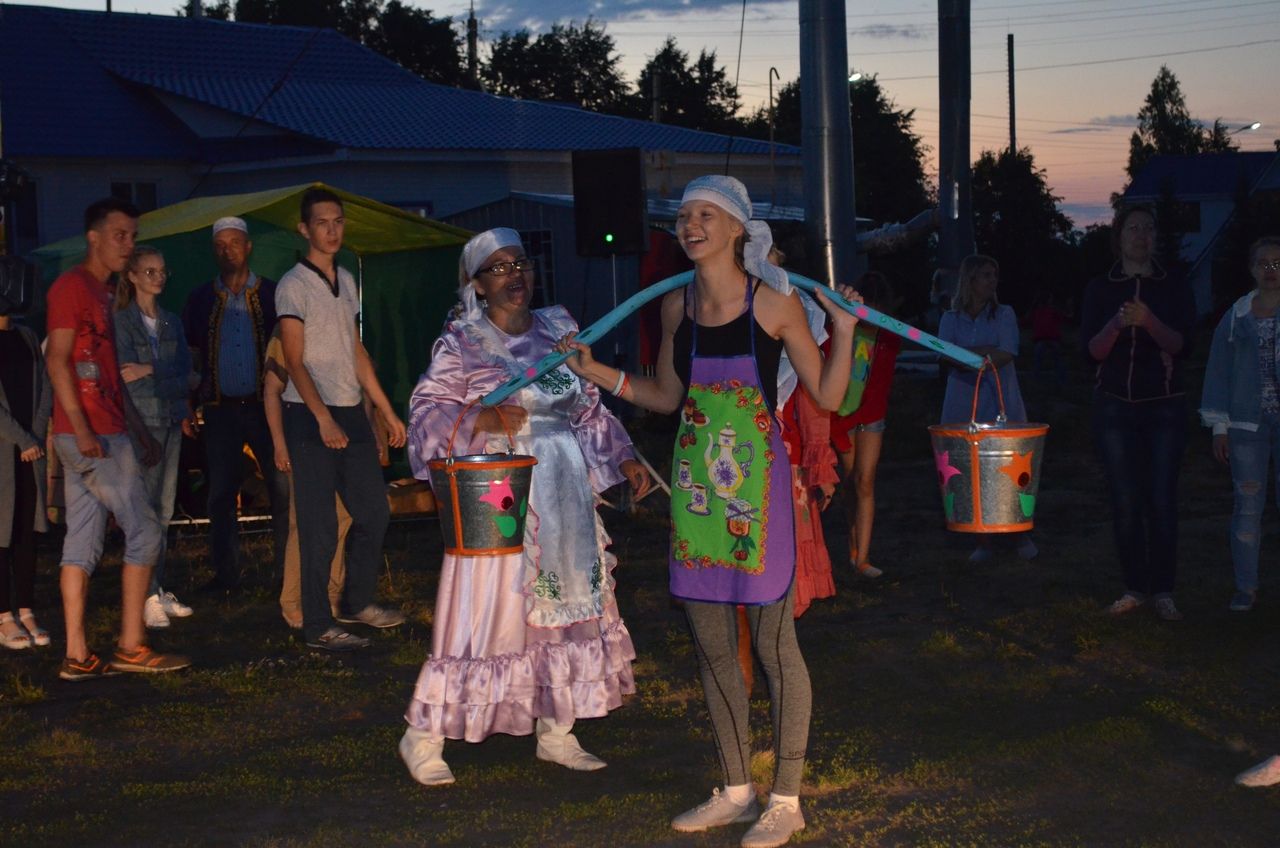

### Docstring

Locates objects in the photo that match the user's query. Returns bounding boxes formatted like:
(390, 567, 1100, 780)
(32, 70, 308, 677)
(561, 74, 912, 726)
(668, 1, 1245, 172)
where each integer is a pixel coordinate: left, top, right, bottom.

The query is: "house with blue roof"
(1123, 150, 1280, 311)
(0, 3, 802, 255)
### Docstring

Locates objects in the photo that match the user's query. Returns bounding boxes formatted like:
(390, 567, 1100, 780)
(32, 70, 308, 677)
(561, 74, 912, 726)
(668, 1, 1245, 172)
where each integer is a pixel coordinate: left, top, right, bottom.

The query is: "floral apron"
(669, 280, 796, 605)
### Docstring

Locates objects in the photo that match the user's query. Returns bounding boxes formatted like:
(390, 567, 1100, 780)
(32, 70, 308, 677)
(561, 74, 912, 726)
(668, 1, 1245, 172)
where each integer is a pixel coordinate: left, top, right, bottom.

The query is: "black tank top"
(672, 282, 782, 412)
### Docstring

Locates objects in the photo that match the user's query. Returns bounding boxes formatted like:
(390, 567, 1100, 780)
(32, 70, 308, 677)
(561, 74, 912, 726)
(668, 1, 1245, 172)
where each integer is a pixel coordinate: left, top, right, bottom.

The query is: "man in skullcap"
(181, 216, 288, 593)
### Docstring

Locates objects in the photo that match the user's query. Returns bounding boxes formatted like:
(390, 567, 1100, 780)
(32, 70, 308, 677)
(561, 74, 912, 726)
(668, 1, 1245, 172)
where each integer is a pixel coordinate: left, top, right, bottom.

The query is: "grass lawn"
(3, 345, 1280, 847)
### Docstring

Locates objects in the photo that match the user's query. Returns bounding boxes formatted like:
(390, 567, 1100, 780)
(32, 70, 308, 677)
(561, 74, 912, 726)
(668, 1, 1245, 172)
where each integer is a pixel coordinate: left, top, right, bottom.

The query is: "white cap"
(212, 216, 248, 237)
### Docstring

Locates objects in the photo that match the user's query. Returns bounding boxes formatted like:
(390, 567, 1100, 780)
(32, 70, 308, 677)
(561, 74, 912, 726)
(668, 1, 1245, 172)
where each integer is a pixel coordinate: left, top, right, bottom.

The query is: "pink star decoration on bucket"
(935, 450, 961, 488)
(478, 476, 516, 511)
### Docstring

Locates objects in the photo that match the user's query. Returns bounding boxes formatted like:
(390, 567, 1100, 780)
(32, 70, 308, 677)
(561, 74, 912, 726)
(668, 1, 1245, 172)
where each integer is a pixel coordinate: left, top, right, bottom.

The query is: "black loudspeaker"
(0, 256, 36, 316)
(572, 148, 649, 257)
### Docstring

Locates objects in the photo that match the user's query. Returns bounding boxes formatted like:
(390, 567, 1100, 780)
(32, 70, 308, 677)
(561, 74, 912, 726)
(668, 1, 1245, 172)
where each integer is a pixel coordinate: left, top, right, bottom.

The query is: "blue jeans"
(1092, 394, 1187, 597)
(201, 401, 288, 586)
(141, 424, 183, 596)
(283, 403, 389, 641)
(54, 433, 162, 573)
(1227, 420, 1280, 593)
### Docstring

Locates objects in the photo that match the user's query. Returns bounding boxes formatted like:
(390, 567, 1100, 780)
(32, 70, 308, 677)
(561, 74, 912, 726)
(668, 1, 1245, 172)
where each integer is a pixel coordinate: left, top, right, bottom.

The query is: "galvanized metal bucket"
(428, 403, 537, 556)
(927, 361, 1048, 533)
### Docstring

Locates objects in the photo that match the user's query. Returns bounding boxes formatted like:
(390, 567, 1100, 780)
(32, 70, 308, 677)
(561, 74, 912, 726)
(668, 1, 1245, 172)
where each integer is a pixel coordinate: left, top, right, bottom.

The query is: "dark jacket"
(1080, 261, 1198, 402)
(182, 274, 277, 404)
(0, 323, 51, 546)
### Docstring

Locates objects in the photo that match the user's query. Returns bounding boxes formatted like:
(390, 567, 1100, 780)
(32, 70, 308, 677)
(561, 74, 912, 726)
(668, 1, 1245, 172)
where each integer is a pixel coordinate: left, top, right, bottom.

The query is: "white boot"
(399, 726, 455, 786)
(534, 718, 606, 771)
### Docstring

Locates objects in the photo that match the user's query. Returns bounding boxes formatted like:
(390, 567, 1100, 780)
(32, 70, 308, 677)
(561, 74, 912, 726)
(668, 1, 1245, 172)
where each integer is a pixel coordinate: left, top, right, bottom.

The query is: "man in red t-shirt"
(45, 198, 189, 680)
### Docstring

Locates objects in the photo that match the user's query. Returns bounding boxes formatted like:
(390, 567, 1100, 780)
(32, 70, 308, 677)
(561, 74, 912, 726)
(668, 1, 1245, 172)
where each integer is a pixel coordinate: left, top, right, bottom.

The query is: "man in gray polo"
(275, 187, 406, 651)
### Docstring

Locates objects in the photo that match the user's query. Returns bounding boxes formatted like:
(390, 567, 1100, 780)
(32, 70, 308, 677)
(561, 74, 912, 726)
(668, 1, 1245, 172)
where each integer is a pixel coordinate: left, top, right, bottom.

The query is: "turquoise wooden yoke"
(480, 269, 984, 407)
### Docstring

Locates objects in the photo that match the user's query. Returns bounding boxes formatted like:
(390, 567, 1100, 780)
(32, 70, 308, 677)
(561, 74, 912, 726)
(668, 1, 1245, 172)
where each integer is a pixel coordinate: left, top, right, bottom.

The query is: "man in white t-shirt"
(275, 187, 407, 651)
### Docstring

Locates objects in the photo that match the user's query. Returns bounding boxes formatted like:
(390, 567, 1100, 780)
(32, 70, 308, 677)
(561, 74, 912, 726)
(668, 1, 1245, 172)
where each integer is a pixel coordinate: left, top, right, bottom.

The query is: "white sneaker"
(1106, 593, 1144, 616)
(671, 788, 759, 832)
(1236, 755, 1280, 787)
(144, 594, 171, 629)
(740, 799, 805, 848)
(399, 727, 455, 786)
(158, 589, 193, 618)
(535, 730, 607, 771)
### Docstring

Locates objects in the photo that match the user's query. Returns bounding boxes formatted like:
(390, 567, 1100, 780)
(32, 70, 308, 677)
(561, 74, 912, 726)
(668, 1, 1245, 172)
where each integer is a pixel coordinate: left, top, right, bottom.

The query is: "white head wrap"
(680, 175, 792, 295)
(457, 227, 524, 321)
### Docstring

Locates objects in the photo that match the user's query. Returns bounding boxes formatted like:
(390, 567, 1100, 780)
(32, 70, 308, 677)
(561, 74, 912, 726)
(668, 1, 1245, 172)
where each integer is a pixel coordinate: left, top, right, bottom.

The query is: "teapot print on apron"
(704, 422, 755, 499)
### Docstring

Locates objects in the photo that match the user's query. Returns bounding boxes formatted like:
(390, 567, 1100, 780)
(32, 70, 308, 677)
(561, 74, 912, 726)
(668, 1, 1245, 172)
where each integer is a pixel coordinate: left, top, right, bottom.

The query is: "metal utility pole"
(651, 72, 662, 123)
(798, 0, 864, 286)
(465, 3, 482, 91)
(937, 0, 974, 296)
(1007, 33, 1016, 153)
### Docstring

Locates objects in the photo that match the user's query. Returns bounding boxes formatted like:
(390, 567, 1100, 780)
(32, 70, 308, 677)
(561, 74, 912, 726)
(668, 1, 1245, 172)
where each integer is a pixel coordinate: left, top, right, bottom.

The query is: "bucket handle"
(968, 356, 1008, 432)
(442, 398, 519, 464)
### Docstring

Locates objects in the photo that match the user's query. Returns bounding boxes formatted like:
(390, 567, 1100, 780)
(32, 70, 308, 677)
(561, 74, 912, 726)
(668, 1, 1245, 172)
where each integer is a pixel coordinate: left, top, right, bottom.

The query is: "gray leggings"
(684, 582, 812, 795)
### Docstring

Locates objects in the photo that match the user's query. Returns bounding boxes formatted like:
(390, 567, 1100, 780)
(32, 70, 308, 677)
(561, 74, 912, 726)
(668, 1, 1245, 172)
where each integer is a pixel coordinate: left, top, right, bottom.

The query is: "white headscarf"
(457, 227, 524, 321)
(680, 175, 792, 295)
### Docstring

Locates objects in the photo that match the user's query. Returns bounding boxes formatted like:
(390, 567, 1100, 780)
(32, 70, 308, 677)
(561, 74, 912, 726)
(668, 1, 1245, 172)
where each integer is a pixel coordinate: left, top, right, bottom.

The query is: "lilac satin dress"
(404, 306, 637, 742)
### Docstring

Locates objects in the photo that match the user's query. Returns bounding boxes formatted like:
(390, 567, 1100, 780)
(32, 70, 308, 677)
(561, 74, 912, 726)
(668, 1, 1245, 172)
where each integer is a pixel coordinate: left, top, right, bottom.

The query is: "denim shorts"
(851, 418, 887, 434)
(54, 433, 162, 573)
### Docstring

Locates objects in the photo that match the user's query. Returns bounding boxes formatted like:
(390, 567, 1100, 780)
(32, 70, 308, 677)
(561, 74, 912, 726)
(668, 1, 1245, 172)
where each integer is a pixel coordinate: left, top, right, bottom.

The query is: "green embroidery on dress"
(589, 558, 603, 594)
(533, 570, 562, 600)
(536, 369, 574, 395)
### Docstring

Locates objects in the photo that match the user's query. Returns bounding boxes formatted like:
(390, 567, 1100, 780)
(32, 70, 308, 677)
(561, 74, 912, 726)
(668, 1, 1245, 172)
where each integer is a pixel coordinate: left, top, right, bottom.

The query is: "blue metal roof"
(0, 4, 799, 160)
(1125, 152, 1278, 201)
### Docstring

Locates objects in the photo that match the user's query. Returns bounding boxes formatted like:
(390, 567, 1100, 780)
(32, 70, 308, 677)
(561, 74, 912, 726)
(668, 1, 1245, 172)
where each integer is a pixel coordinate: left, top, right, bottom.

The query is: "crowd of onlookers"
(0, 189, 1277, 813)
(0, 188, 407, 679)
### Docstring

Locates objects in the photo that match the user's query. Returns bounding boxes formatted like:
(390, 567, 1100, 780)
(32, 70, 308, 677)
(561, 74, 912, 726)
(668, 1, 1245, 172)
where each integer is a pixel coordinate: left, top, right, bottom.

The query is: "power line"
(879, 37, 1280, 82)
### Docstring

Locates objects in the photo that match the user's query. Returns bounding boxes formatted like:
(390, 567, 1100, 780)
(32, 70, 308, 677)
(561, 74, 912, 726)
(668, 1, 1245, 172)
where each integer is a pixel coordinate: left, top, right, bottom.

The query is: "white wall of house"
(20, 149, 804, 252)
(15, 158, 197, 253)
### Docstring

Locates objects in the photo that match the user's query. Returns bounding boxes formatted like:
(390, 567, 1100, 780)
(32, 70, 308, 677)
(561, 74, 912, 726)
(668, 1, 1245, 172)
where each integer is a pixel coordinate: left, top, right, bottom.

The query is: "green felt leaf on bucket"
(519, 497, 527, 518)
(1019, 493, 1036, 517)
(494, 515, 518, 537)
(944, 492, 955, 520)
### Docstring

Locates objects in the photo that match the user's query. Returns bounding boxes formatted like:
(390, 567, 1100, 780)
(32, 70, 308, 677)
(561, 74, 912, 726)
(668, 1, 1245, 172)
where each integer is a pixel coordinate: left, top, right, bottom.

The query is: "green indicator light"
(605, 233, 614, 243)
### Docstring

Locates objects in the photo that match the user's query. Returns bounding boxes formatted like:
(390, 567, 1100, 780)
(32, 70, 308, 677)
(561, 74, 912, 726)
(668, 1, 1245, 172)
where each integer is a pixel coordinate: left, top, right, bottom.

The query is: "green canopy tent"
(30, 182, 472, 413)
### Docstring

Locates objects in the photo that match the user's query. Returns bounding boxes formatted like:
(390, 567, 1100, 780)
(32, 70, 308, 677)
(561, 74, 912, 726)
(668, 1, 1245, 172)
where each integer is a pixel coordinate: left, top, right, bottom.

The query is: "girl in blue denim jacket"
(114, 246, 198, 628)
(1200, 236, 1280, 613)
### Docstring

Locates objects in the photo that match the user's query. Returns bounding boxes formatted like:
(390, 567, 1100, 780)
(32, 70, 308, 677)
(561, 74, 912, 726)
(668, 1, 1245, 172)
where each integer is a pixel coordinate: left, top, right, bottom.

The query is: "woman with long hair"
(938, 255, 1036, 563)
(113, 246, 197, 628)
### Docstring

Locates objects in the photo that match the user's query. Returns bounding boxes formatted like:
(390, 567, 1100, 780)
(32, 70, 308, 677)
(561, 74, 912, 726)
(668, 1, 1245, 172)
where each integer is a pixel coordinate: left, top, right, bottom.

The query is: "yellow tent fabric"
(31, 182, 472, 261)
(29, 183, 473, 445)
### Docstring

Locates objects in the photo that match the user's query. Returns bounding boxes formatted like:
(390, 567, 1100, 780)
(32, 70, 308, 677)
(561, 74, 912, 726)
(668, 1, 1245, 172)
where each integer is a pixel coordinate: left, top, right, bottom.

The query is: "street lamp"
(1230, 121, 1263, 135)
(848, 70, 863, 82)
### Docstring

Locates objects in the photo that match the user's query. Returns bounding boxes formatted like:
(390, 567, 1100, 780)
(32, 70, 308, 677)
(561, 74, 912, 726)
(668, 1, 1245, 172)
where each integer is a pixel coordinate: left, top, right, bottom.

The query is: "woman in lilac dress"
(398, 228, 650, 786)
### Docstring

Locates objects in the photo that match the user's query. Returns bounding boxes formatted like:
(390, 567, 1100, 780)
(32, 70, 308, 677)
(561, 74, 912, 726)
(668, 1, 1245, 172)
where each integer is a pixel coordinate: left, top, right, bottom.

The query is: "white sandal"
(0, 612, 33, 650)
(18, 610, 50, 647)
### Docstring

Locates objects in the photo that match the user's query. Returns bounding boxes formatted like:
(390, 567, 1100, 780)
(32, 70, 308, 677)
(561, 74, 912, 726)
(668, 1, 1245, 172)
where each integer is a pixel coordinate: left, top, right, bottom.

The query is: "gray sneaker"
(306, 627, 371, 652)
(671, 788, 759, 833)
(740, 800, 805, 848)
(336, 604, 405, 629)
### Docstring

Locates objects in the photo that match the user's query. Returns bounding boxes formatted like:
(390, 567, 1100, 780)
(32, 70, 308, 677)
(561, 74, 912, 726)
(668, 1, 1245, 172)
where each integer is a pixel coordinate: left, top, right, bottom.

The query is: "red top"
(837, 330, 902, 428)
(46, 266, 127, 436)
(1028, 306, 1066, 342)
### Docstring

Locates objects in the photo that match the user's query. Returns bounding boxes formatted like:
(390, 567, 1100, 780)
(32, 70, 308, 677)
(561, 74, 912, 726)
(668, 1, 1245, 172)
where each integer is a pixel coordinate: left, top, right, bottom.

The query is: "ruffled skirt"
(404, 551, 636, 742)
